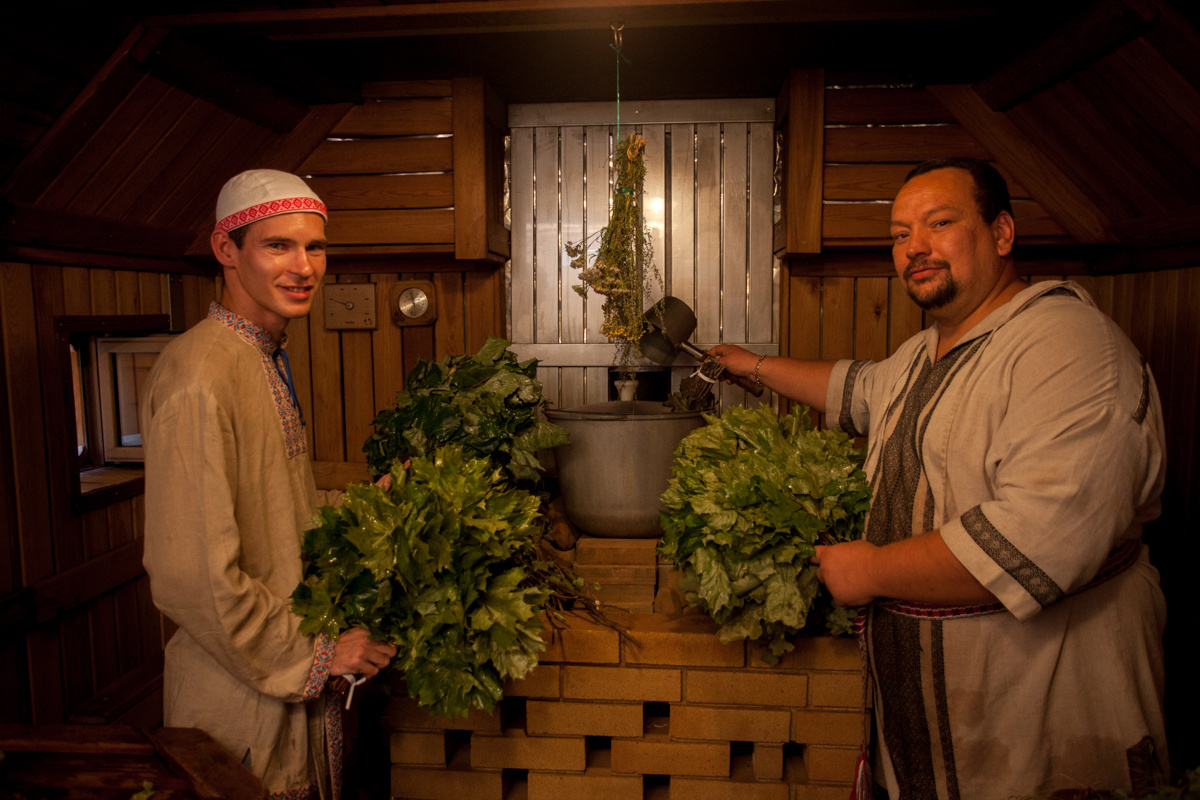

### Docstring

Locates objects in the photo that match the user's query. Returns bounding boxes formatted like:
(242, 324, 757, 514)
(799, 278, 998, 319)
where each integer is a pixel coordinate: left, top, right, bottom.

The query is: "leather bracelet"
(752, 354, 767, 386)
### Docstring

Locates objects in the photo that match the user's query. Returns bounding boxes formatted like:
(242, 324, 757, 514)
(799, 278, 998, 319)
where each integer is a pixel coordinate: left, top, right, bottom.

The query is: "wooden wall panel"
(299, 138, 453, 176)
(332, 99, 452, 137)
(0, 262, 207, 725)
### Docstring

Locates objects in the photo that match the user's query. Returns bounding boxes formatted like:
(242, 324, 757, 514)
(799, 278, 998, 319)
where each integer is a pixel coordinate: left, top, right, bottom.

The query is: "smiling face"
(211, 212, 328, 340)
(890, 167, 1017, 332)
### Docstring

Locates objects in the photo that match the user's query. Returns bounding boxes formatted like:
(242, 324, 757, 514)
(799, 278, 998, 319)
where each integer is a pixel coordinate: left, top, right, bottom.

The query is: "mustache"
(903, 257, 951, 280)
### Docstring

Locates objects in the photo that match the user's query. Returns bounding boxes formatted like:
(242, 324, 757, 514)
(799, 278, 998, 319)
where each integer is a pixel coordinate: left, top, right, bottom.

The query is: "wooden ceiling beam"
(928, 84, 1116, 245)
(146, 0, 1003, 40)
(129, 28, 310, 134)
(1109, 206, 1200, 249)
(972, 0, 1158, 111)
(0, 203, 196, 259)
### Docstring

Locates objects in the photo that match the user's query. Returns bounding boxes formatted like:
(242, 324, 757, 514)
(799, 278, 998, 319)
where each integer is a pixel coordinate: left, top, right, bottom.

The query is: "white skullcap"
(214, 169, 327, 233)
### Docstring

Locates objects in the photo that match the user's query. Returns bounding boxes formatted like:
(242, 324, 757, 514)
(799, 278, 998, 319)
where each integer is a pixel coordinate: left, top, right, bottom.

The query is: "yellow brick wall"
(387, 611, 866, 800)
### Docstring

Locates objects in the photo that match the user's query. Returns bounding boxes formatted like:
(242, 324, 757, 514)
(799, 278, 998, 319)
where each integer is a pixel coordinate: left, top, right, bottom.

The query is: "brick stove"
(386, 537, 867, 799)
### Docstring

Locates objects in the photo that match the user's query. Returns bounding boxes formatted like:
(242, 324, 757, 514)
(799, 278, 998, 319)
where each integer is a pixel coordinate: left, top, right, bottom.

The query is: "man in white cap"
(141, 169, 396, 798)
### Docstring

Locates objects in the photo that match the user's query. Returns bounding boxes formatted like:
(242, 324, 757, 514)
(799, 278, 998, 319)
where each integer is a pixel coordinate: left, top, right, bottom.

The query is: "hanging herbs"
(566, 132, 659, 378)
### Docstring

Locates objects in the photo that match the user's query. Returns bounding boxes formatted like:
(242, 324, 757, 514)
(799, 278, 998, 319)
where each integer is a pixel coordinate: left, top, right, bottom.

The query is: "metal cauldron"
(544, 400, 704, 538)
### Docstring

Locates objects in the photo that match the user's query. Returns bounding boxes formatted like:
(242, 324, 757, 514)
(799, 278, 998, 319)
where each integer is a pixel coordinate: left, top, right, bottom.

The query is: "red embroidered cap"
(214, 169, 327, 233)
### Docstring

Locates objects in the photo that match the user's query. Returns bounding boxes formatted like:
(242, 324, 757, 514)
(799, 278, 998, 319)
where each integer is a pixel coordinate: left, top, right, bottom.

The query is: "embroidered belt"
(876, 536, 1144, 619)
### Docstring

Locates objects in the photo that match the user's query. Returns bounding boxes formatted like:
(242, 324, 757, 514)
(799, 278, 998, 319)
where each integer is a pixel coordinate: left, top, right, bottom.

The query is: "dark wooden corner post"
(774, 69, 825, 367)
(451, 77, 510, 264)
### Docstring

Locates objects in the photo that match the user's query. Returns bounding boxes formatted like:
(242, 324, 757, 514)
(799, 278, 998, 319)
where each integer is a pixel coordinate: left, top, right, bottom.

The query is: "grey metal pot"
(544, 401, 705, 538)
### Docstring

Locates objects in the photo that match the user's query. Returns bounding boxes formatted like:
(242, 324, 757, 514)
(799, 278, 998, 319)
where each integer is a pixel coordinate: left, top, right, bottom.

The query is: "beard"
(903, 258, 958, 310)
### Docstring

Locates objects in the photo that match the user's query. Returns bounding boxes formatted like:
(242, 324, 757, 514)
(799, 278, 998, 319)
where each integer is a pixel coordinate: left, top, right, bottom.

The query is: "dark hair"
(227, 225, 248, 248)
(904, 157, 1013, 223)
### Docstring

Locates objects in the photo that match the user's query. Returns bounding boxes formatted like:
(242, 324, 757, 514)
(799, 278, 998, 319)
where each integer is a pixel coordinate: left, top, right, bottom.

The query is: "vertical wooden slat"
(463, 270, 500, 355)
(1109, 273, 1136, 340)
(109, 501, 144, 674)
(560, 126, 586, 346)
(114, 271, 141, 315)
(138, 273, 164, 315)
(89, 270, 118, 315)
(401, 273, 437, 376)
(32, 266, 84, 572)
(747, 124, 776, 345)
(509, 128, 535, 346)
(432, 273, 466, 358)
(558, 367, 585, 409)
(371, 273, 407, 417)
(584, 366, 608, 405)
(537, 365, 560, 409)
(339, 275, 375, 463)
(854, 278, 890, 362)
(821, 278, 855, 361)
(62, 268, 92, 315)
(784, 69, 825, 254)
(61, 607, 95, 715)
(641, 124, 666, 308)
(452, 77, 488, 260)
(534, 127, 561, 347)
(669, 124, 696, 311)
(788, 273, 821, 425)
(308, 294, 345, 462)
(584, 126, 610, 343)
(180, 274, 213, 330)
(285, 312, 314, 454)
(1, 262, 65, 722)
(721, 123, 749, 344)
(695, 123, 721, 343)
(887, 277, 925, 355)
(83, 509, 120, 694)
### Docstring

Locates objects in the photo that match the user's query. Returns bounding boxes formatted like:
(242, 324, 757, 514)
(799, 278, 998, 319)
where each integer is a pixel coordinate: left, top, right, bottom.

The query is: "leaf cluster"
(292, 446, 549, 718)
(363, 337, 568, 484)
(658, 405, 871, 662)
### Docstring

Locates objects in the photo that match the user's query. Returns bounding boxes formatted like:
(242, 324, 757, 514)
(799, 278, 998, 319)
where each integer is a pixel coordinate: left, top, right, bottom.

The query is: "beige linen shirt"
(827, 281, 1168, 799)
(141, 304, 337, 798)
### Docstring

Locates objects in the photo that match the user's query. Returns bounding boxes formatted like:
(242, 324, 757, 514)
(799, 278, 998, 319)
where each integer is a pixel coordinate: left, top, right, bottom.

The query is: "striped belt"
(875, 536, 1144, 619)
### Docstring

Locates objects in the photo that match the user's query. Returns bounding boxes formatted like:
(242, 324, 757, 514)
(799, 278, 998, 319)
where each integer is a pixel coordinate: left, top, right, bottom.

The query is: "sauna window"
(91, 336, 171, 462)
(55, 314, 171, 514)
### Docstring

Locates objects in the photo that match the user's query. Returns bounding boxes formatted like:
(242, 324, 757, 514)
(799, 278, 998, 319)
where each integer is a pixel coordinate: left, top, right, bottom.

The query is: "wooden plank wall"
(295, 81, 508, 462)
(509, 101, 778, 413)
(295, 268, 505, 467)
(0, 262, 216, 725)
(783, 80, 1200, 771)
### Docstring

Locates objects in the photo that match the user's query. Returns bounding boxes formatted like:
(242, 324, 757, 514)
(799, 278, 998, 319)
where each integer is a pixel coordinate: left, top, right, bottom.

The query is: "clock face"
(323, 284, 377, 329)
(389, 280, 437, 327)
(398, 287, 429, 318)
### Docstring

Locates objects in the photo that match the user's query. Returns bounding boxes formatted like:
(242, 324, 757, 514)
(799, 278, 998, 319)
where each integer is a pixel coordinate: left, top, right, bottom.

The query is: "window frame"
(53, 314, 170, 515)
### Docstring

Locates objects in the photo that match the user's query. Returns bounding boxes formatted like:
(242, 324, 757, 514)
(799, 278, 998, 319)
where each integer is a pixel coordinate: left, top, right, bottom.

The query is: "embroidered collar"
(207, 302, 289, 357)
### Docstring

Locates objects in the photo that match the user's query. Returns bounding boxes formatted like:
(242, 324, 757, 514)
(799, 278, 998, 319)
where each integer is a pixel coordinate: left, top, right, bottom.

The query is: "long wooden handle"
(678, 341, 765, 397)
(721, 370, 764, 397)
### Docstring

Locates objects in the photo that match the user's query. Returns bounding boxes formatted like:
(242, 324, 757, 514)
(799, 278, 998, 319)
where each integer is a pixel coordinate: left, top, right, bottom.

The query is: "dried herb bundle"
(567, 132, 659, 377)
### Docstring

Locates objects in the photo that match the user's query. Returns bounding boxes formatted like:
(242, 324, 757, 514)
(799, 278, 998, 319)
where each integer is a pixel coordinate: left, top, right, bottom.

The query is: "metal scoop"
(640, 297, 764, 396)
